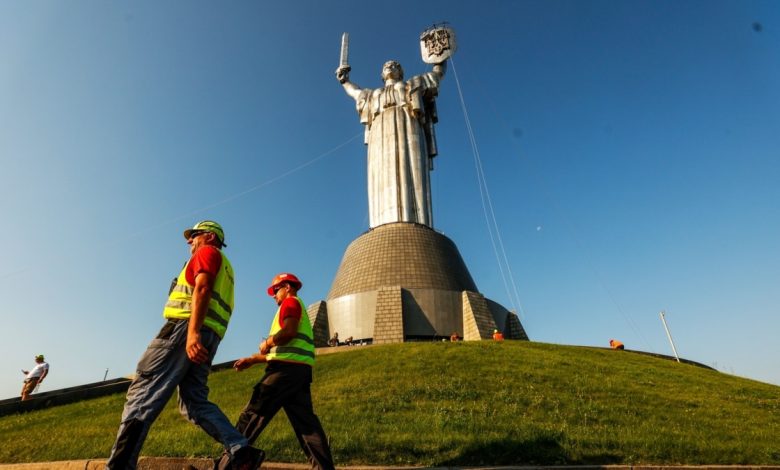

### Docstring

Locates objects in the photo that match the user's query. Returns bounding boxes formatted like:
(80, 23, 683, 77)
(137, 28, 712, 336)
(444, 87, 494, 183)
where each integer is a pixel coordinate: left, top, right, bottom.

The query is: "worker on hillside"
(218, 273, 335, 470)
(106, 221, 264, 470)
(609, 339, 625, 350)
(21, 354, 49, 401)
(492, 329, 504, 341)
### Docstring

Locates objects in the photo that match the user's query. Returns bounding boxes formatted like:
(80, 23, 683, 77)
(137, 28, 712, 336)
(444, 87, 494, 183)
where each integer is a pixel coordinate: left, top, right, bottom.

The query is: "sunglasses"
(188, 230, 207, 240)
(273, 284, 287, 295)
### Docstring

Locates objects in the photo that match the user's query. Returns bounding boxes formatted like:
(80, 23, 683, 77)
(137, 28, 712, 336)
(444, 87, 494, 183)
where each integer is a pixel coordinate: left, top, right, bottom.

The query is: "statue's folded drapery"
(354, 71, 441, 228)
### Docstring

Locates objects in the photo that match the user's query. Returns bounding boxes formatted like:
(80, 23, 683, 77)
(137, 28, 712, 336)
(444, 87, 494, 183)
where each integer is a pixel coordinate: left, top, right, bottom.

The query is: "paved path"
(1, 460, 779, 470)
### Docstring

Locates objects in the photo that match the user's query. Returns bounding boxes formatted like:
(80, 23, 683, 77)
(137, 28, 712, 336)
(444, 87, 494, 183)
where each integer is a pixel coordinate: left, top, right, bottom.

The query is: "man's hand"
(233, 354, 265, 371)
(233, 357, 253, 371)
(186, 332, 209, 364)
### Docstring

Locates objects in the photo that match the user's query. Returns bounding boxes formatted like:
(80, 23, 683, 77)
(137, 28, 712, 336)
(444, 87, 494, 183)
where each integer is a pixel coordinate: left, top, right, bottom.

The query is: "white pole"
(659, 310, 681, 362)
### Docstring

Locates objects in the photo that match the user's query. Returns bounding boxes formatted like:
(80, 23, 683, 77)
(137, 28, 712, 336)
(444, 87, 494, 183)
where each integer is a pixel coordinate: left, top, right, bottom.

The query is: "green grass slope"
(1, 341, 778, 465)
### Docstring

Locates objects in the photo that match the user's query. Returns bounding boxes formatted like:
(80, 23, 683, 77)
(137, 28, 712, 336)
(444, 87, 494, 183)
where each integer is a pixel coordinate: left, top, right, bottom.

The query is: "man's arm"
(234, 314, 299, 370)
(259, 316, 300, 355)
(186, 271, 213, 364)
(233, 352, 267, 371)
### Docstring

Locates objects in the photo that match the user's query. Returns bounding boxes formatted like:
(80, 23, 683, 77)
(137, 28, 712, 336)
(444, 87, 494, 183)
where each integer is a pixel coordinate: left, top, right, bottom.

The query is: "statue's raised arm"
(432, 60, 446, 78)
(336, 27, 456, 229)
(335, 65, 361, 100)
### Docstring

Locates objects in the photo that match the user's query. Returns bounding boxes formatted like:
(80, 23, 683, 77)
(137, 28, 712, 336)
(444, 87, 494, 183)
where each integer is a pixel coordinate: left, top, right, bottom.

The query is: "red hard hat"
(266, 273, 302, 296)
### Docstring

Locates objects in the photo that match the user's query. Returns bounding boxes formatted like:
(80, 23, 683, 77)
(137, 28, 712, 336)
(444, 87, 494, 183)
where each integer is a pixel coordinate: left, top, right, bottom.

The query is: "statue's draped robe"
(356, 71, 441, 228)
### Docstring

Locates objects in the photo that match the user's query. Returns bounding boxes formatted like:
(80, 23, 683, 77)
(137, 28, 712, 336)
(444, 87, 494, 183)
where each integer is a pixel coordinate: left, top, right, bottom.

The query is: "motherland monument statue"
(305, 26, 528, 346)
(335, 28, 453, 228)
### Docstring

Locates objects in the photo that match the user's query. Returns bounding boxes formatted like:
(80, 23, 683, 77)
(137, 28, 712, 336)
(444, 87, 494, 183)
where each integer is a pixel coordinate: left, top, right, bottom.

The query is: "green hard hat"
(35, 354, 44, 360)
(183, 220, 226, 247)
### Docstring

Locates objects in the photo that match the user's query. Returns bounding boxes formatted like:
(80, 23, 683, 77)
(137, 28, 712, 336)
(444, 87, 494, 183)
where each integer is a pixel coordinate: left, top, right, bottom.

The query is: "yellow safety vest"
(162, 250, 234, 338)
(265, 296, 315, 366)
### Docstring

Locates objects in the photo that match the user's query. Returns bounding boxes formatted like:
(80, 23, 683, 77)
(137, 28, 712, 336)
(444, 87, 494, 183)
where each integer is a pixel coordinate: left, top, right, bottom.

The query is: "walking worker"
(21, 354, 49, 401)
(218, 273, 335, 470)
(106, 221, 264, 470)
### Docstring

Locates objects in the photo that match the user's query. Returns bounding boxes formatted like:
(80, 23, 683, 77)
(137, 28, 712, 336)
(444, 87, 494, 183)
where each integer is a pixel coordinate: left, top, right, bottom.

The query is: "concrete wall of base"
(320, 287, 529, 343)
(373, 286, 404, 344)
(462, 291, 497, 340)
(307, 301, 330, 347)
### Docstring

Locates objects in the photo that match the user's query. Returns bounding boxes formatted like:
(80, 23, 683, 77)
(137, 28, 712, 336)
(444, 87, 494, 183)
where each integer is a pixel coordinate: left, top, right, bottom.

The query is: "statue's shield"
(420, 26, 457, 64)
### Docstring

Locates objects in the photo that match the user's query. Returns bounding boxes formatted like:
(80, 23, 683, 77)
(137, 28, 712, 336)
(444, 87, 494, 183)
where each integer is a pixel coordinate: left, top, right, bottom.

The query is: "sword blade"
(340, 32, 349, 67)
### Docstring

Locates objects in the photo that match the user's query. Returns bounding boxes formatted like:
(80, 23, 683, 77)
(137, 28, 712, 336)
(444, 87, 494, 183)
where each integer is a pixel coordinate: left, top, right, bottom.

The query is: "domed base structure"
(307, 223, 527, 346)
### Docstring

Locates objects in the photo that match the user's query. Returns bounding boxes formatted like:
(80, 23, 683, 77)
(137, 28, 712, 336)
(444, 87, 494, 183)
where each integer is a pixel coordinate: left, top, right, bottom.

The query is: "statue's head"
(381, 60, 404, 81)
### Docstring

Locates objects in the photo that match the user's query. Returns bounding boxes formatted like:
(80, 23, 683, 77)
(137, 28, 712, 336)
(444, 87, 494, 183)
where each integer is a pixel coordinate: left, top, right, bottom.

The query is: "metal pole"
(659, 310, 681, 362)
(103, 368, 109, 381)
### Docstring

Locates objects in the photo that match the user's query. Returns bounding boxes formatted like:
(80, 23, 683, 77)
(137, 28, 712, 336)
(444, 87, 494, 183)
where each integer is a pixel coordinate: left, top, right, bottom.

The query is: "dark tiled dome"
(328, 222, 477, 299)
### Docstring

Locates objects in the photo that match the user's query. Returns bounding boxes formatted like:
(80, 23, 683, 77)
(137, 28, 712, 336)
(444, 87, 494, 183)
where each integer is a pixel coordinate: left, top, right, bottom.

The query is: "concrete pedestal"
(307, 222, 527, 346)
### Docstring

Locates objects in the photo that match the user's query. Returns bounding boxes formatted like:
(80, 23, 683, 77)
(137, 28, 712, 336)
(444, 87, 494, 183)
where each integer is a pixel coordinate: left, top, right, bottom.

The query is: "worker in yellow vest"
(107, 221, 264, 470)
(219, 273, 335, 470)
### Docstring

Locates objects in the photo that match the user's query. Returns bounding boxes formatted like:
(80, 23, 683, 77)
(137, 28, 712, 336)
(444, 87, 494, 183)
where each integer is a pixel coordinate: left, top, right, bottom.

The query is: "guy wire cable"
(97, 132, 364, 248)
(464, 70, 653, 351)
(1, 133, 362, 280)
(450, 57, 526, 319)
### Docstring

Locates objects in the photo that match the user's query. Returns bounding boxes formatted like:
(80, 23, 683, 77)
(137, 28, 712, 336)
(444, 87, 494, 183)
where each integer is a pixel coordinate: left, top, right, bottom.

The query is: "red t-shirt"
(185, 245, 222, 286)
(278, 296, 302, 328)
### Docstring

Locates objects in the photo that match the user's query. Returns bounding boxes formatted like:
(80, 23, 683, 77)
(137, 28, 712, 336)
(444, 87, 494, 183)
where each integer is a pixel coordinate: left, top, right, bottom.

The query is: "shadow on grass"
(436, 436, 621, 466)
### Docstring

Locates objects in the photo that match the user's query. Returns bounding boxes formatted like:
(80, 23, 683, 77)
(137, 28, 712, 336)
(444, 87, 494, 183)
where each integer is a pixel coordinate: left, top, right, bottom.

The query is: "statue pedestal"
(307, 222, 527, 345)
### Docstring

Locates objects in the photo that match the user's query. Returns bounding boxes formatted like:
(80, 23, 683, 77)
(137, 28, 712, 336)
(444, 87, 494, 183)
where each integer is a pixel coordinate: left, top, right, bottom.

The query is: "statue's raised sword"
(339, 32, 349, 68)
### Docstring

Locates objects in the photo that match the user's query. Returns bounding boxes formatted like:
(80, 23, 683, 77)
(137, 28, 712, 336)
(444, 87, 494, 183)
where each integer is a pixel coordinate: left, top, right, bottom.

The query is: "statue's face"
(381, 61, 404, 81)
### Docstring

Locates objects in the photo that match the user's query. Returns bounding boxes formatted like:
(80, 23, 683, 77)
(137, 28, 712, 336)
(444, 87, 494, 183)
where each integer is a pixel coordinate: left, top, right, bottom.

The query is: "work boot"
(214, 450, 228, 470)
(230, 446, 265, 470)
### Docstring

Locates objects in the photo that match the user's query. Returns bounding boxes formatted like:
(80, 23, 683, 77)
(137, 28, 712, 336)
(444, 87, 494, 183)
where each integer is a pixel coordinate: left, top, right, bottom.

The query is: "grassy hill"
(1, 341, 778, 465)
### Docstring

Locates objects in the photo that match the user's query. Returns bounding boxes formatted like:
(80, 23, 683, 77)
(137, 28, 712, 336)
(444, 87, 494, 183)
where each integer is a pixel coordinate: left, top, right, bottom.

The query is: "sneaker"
(231, 446, 265, 470)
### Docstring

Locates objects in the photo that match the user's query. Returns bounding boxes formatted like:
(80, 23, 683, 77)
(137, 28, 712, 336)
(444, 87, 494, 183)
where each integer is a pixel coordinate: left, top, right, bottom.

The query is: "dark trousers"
(231, 361, 335, 470)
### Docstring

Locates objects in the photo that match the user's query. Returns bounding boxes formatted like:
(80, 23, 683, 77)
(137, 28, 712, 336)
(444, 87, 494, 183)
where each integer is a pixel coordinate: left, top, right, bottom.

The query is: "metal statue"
(336, 27, 455, 229)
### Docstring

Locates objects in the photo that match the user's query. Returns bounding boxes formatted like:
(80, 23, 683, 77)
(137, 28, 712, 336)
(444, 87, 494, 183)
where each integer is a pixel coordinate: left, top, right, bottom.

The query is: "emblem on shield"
(420, 26, 457, 64)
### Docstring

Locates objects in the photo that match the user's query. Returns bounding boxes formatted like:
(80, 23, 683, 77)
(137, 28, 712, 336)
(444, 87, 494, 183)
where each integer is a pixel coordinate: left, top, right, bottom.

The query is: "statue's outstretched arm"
(336, 65, 362, 100)
(432, 60, 447, 79)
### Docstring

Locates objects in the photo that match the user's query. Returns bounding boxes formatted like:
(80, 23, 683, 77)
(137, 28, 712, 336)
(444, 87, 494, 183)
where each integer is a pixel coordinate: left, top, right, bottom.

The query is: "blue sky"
(1, 0, 778, 399)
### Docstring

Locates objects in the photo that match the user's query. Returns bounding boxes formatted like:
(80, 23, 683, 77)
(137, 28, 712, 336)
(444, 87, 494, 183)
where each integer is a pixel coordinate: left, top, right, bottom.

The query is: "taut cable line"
(462, 71, 653, 352)
(1, 133, 362, 280)
(450, 57, 526, 320)
(100, 132, 363, 246)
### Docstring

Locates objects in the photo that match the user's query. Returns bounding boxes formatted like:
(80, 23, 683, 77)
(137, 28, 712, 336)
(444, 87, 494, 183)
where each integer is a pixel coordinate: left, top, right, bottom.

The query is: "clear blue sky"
(2, 0, 778, 399)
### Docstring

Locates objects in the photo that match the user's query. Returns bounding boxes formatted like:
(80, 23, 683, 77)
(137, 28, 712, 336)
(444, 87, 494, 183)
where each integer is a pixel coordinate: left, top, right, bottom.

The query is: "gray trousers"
(106, 319, 248, 469)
